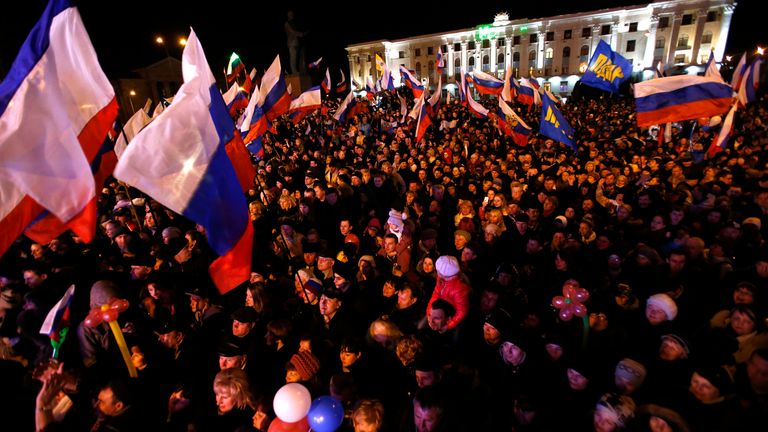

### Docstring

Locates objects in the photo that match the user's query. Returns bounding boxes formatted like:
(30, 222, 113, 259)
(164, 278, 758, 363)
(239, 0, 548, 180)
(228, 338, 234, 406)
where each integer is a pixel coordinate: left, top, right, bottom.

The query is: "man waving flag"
(114, 29, 253, 294)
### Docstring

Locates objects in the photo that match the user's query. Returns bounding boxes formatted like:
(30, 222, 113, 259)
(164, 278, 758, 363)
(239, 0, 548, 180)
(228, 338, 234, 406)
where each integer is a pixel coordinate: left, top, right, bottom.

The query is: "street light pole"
(129, 90, 136, 114)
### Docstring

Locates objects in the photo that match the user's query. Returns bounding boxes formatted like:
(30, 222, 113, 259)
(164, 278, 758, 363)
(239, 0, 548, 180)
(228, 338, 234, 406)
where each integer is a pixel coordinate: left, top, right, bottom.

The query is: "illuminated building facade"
(346, 0, 736, 96)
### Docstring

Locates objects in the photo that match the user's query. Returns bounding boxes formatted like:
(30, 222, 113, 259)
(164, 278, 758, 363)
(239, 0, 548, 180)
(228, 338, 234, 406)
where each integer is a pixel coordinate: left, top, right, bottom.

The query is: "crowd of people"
(1, 80, 767, 432)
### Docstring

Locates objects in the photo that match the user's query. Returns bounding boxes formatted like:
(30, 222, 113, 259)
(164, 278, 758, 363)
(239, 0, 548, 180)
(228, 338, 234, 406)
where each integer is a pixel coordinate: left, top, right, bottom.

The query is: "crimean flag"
(0, 0, 118, 257)
(226, 52, 244, 84)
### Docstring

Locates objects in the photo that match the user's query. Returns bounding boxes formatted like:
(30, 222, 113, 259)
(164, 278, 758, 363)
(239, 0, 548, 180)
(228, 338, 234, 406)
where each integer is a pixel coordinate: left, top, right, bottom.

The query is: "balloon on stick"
(308, 395, 345, 432)
(83, 298, 136, 377)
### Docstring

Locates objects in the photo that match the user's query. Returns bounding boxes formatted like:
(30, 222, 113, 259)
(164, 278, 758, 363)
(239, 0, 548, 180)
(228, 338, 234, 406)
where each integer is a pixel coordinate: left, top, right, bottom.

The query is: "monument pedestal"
(285, 73, 313, 97)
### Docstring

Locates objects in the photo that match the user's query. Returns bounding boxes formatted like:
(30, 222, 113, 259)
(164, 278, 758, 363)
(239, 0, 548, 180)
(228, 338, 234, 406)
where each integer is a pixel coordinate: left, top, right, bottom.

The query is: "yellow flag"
(375, 54, 385, 73)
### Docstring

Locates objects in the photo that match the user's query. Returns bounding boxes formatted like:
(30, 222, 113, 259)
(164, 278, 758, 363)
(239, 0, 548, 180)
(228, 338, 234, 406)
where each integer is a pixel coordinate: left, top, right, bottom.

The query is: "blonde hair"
(352, 399, 384, 431)
(213, 368, 255, 411)
(368, 319, 403, 350)
(395, 335, 423, 366)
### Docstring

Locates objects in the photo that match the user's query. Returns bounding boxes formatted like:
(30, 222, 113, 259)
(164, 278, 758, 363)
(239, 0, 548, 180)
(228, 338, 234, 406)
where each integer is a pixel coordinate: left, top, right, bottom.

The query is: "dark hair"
(431, 299, 456, 318)
(413, 385, 444, 414)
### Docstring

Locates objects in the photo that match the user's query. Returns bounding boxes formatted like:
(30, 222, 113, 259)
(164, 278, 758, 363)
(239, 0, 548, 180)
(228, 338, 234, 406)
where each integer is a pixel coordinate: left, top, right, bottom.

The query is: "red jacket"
(427, 275, 470, 330)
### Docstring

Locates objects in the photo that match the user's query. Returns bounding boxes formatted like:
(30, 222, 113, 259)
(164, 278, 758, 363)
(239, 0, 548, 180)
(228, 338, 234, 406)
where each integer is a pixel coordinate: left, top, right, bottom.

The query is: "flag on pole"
(336, 69, 348, 93)
(259, 55, 292, 121)
(375, 53, 386, 73)
(288, 86, 321, 124)
(634, 75, 734, 127)
(226, 52, 244, 84)
(495, 99, 532, 146)
(580, 40, 632, 93)
(114, 29, 253, 294)
(436, 47, 445, 75)
(40, 285, 75, 359)
(540, 91, 576, 152)
(321, 68, 332, 93)
(471, 70, 504, 95)
(308, 57, 322, 70)
(737, 59, 763, 107)
(730, 52, 748, 91)
(704, 50, 723, 81)
(706, 103, 737, 158)
(0, 0, 118, 258)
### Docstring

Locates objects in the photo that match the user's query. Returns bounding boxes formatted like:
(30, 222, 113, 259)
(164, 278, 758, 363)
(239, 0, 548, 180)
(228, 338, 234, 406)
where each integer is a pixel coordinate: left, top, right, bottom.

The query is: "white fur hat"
(435, 255, 460, 278)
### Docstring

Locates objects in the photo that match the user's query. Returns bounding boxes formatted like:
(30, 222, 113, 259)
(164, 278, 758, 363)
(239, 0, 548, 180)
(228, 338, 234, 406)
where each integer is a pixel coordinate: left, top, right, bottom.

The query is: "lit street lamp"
(128, 90, 136, 114)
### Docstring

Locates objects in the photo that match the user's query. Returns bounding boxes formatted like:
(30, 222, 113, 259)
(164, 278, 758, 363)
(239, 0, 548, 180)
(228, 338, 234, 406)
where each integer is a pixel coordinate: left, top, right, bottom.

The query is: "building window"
(701, 32, 713, 44)
(580, 45, 589, 61)
(428, 61, 434, 76)
(658, 17, 669, 29)
(528, 50, 536, 62)
(530, 34, 538, 44)
(482, 55, 490, 71)
(629, 22, 638, 32)
(513, 52, 520, 62)
(545, 47, 554, 59)
(675, 54, 686, 64)
(601, 24, 611, 35)
(481, 39, 490, 49)
(582, 27, 591, 38)
(468, 41, 476, 50)
(468, 56, 475, 71)
(497, 53, 505, 65)
(546, 31, 555, 41)
(427, 47, 433, 55)
(513, 35, 520, 45)
(677, 34, 689, 49)
(564, 29, 572, 40)
(707, 11, 717, 22)
(454, 58, 461, 68)
(656, 37, 665, 49)
(442, 44, 447, 52)
(626, 40, 636, 52)
(415, 48, 421, 57)
(563, 46, 571, 58)
(498, 38, 505, 47)
(682, 14, 693, 25)
(454, 43, 461, 51)
(398, 51, 405, 59)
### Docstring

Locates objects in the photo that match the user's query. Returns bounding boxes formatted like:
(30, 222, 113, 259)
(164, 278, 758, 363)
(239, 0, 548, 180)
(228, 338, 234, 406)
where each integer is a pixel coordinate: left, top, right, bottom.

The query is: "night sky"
(0, 0, 762, 82)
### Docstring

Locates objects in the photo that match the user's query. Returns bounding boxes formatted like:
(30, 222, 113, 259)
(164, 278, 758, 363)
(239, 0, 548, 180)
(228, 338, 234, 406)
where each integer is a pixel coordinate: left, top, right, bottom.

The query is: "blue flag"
(540, 92, 576, 152)
(580, 40, 632, 93)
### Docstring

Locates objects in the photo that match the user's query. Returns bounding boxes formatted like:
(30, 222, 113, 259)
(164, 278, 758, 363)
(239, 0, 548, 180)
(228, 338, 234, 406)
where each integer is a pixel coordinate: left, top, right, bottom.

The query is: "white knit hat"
(435, 255, 460, 278)
(647, 293, 678, 320)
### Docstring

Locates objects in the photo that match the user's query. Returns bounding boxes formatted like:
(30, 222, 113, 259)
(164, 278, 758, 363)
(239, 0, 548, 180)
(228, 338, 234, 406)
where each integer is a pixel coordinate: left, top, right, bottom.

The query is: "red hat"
(290, 351, 320, 381)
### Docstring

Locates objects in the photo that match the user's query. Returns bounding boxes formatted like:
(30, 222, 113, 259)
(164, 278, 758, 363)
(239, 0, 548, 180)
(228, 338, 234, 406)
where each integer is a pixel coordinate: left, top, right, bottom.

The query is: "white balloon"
(273, 383, 311, 423)
(709, 116, 722, 127)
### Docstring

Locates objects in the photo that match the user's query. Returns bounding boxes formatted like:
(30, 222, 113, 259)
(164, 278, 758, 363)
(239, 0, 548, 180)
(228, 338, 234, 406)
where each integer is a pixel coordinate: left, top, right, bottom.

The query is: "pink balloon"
(573, 303, 587, 317)
(552, 296, 566, 308)
(111, 299, 129, 312)
(566, 286, 577, 300)
(101, 308, 118, 323)
(559, 306, 574, 321)
(84, 310, 103, 328)
(574, 289, 590, 303)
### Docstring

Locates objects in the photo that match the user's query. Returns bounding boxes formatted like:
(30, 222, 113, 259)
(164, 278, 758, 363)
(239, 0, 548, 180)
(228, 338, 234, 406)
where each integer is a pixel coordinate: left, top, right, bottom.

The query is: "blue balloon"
(307, 395, 345, 432)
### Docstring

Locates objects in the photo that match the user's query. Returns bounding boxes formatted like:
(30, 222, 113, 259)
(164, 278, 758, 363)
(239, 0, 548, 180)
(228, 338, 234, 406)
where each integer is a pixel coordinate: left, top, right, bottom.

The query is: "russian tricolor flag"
(706, 103, 737, 158)
(517, 78, 538, 105)
(399, 65, 424, 98)
(737, 59, 763, 107)
(634, 75, 734, 127)
(259, 55, 292, 122)
(0, 0, 118, 257)
(496, 99, 531, 146)
(333, 92, 358, 123)
(471, 70, 504, 95)
(240, 83, 267, 158)
(730, 53, 747, 91)
(115, 30, 253, 294)
(321, 68, 332, 93)
(466, 88, 489, 118)
(436, 47, 445, 75)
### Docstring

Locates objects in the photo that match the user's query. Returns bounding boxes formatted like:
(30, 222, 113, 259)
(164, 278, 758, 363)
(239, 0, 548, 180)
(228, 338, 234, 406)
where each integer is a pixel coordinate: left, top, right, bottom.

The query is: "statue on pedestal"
(285, 10, 307, 75)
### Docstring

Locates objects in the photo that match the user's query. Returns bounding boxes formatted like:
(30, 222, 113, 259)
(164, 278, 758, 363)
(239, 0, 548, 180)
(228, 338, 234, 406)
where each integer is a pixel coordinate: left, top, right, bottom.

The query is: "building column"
(666, 13, 682, 65)
(610, 23, 620, 51)
(536, 32, 545, 73)
(691, 10, 708, 64)
(447, 44, 455, 80)
(643, 16, 659, 68)
(490, 38, 497, 73)
(505, 36, 512, 75)
(461, 41, 468, 72)
(714, 5, 734, 63)
(591, 24, 602, 56)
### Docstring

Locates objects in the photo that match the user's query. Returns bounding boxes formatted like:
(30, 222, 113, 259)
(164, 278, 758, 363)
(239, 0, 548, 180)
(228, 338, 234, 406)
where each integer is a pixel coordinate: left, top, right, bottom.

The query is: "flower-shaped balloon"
(83, 299, 136, 377)
(84, 299, 129, 327)
(552, 280, 590, 321)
